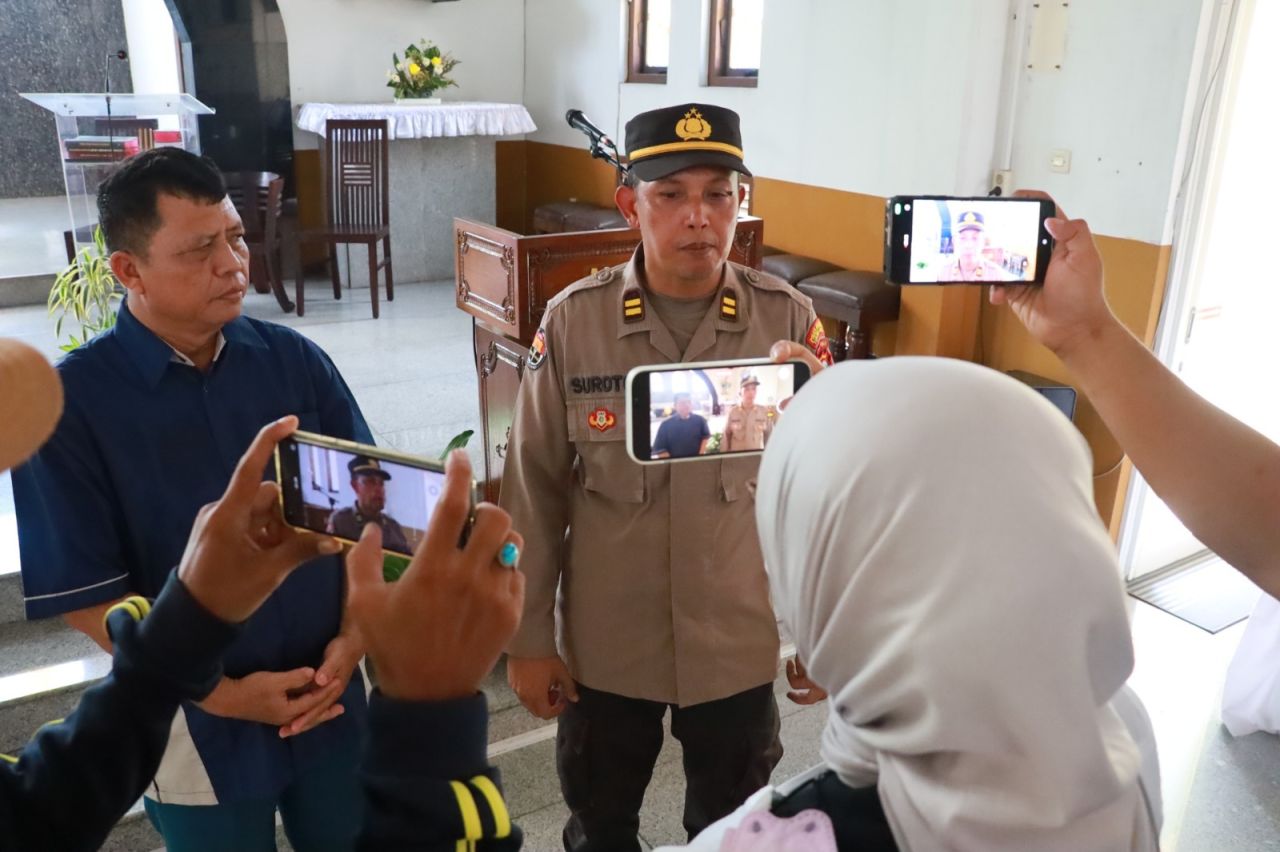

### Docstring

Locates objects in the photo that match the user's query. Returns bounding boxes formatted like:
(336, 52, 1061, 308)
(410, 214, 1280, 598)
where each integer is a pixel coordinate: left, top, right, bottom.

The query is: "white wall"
(121, 0, 182, 95)
(278, 0, 526, 148)
(525, 0, 1008, 197)
(1007, 0, 1206, 244)
(524, 0, 1210, 244)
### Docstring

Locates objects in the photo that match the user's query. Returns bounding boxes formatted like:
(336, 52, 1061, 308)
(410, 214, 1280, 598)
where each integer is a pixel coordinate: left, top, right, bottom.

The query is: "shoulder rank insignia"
(527, 327, 548, 371)
(622, 288, 645, 323)
(587, 407, 617, 433)
(805, 318, 835, 367)
(720, 289, 739, 321)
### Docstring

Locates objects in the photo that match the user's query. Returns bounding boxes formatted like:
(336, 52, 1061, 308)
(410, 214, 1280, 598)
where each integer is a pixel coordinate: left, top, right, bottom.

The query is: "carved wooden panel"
(456, 223, 519, 337)
(474, 321, 526, 503)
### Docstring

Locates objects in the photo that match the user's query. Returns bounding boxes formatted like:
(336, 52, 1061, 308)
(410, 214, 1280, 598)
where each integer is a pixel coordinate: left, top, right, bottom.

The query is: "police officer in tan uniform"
(500, 103, 832, 852)
(327, 456, 412, 554)
(721, 373, 776, 453)
(938, 210, 1018, 282)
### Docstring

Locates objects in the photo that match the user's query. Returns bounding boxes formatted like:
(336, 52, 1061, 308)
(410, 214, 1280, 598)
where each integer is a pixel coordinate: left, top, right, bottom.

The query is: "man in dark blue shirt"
(651, 393, 711, 459)
(13, 148, 368, 850)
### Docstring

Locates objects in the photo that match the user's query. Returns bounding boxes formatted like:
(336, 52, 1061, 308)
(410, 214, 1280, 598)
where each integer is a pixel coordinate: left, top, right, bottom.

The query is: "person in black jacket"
(345, 448, 525, 851)
(0, 336, 344, 851)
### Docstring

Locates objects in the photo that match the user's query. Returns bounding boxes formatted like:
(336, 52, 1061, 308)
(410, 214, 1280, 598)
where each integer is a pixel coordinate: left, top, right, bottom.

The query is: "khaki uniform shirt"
(328, 505, 412, 553)
(937, 256, 1017, 282)
(501, 248, 827, 706)
(722, 404, 776, 453)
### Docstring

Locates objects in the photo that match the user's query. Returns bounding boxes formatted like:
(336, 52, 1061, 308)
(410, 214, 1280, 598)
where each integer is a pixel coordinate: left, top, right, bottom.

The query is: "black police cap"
(624, 104, 751, 182)
(348, 456, 391, 481)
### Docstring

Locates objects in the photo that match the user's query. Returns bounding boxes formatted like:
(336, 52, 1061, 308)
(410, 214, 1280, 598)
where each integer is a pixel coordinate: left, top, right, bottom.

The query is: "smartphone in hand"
(625, 358, 812, 464)
(885, 195, 1055, 285)
(275, 431, 476, 558)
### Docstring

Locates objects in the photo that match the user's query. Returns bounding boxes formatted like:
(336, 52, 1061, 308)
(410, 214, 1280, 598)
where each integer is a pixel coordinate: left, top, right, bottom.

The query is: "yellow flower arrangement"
(387, 40, 459, 100)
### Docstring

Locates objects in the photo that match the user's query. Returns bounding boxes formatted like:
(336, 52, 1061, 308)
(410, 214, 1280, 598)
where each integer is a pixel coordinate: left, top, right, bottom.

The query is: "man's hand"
(200, 668, 345, 729)
(177, 415, 342, 623)
(279, 631, 364, 738)
(987, 190, 1120, 358)
(785, 657, 827, 706)
(345, 450, 525, 703)
(507, 655, 579, 720)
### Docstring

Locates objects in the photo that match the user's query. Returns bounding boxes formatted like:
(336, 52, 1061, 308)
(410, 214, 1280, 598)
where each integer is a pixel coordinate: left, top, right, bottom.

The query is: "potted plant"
(49, 226, 122, 352)
(386, 40, 459, 103)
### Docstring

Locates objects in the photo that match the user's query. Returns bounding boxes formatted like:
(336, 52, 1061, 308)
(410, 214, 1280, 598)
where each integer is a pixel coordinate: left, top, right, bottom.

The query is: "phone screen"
(886, 197, 1053, 284)
(628, 361, 804, 463)
(276, 433, 451, 557)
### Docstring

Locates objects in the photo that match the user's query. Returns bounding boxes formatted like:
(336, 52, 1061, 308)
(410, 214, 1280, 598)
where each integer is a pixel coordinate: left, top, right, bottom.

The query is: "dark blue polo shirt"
(12, 300, 371, 802)
(652, 413, 710, 459)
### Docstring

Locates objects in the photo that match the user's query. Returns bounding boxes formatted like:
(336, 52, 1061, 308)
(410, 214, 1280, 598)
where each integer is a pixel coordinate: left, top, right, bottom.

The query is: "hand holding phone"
(343, 450, 525, 703)
(987, 191, 1114, 358)
(275, 432, 476, 558)
(626, 357, 812, 464)
(178, 416, 343, 624)
(885, 195, 1055, 285)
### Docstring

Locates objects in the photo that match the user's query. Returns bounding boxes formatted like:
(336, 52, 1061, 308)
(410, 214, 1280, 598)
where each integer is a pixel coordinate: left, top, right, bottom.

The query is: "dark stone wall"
(0, 0, 134, 198)
(170, 0, 294, 188)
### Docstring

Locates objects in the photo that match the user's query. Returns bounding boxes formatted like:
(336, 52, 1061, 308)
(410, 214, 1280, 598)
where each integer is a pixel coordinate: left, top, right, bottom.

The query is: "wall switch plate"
(1049, 149, 1072, 173)
(991, 169, 1014, 193)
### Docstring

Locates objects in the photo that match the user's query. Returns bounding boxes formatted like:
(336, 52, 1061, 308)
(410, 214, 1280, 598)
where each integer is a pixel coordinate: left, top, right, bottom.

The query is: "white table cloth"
(296, 101, 536, 139)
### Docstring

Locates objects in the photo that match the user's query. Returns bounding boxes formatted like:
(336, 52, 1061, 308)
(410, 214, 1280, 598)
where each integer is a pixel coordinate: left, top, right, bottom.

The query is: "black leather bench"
(761, 253, 899, 361)
(532, 201, 628, 234)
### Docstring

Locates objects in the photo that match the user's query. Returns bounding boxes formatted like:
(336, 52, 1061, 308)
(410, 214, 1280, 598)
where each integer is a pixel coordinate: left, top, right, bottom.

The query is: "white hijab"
(756, 358, 1159, 852)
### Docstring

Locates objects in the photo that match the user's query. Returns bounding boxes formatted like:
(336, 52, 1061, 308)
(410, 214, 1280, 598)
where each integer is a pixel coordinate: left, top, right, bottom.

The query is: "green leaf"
(440, 429, 474, 460)
(382, 554, 411, 583)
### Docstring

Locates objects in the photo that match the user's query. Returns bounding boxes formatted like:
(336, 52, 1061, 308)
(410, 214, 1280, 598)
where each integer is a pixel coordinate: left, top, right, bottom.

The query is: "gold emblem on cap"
(675, 108, 712, 142)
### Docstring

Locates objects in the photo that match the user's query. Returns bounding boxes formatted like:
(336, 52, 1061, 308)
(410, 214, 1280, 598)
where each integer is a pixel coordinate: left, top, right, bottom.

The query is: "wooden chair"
(223, 171, 293, 312)
(295, 119, 394, 318)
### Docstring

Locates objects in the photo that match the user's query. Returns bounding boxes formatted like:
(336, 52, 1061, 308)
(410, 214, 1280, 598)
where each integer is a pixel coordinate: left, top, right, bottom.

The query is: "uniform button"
(597, 268, 614, 282)
(745, 270, 760, 283)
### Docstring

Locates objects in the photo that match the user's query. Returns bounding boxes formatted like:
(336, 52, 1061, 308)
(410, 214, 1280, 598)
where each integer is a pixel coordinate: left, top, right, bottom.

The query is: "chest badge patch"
(527, 328, 548, 371)
(587, 407, 617, 433)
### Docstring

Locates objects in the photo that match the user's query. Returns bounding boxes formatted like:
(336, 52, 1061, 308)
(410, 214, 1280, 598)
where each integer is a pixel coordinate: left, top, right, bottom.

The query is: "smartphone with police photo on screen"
(274, 431, 476, 558)
(625, 358, 812, 465)
(884, 195, 1055, 285)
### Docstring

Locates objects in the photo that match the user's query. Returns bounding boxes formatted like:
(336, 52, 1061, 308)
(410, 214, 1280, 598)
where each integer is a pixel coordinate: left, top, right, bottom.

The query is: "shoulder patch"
(527, 327, 548, 371)
(805, 318, 835, 367)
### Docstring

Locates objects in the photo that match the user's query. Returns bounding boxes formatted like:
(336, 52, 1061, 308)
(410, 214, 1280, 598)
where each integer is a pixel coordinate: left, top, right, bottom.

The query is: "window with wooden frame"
(708, 0, 763, 87)
(627, 0, 671, 84)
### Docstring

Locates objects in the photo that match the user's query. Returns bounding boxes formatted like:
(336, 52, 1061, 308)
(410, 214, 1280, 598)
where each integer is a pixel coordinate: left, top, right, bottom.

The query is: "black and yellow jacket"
(0, 572, 238, 851)
(359, 691, 521, 851)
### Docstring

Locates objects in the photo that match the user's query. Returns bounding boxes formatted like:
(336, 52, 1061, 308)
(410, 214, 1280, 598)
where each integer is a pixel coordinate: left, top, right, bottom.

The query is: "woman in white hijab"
(659, 356, 1161, 852)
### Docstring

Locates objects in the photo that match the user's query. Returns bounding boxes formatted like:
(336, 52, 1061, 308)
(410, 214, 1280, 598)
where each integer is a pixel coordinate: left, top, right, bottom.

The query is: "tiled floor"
(0, 196, 69, 278)
(0, 279, 1276, 849)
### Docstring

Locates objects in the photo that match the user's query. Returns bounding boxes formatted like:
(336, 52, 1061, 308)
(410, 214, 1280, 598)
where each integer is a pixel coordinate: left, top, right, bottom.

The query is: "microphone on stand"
(103, 50, 129, 159)
(565, 108, 624, 173)
(566, 109, 612, 147)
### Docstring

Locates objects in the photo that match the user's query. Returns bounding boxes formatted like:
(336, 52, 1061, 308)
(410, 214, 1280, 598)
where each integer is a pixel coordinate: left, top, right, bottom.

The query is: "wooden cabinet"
(455, 216, 764, 500)
(472, 323, 527, 503)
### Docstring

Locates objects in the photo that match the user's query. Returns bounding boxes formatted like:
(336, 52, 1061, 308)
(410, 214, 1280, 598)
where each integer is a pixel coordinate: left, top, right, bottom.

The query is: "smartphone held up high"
(885, 195, 1055, 285)
(274, 431, 476, 557)
(625, 358, 812, 465)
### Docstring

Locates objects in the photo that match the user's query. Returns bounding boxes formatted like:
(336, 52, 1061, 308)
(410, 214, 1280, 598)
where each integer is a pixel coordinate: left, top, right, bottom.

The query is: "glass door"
(1121, 0, 1280, 578)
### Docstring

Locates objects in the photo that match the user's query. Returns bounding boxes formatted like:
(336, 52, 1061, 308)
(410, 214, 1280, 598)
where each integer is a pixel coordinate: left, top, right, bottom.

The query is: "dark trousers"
(556, 681, 782, 852)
